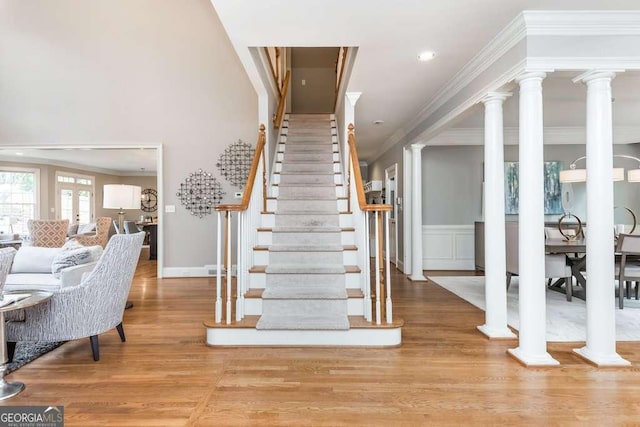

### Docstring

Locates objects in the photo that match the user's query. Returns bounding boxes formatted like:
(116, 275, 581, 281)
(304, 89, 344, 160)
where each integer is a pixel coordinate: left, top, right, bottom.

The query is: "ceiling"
(211, 0, 640, 161)
(0, 148, 157, 175)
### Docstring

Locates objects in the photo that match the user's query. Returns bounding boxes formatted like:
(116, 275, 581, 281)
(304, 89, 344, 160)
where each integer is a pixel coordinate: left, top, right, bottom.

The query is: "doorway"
(55, 171, 95, 223)
(385, 163, 398, 266)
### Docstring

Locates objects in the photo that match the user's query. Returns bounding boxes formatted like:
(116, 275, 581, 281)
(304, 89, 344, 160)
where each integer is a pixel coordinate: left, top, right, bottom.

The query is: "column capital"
(345, 91, 362, 106)
(481, 92, 512, 105)
(410, 143, 426, 151)
(572, 70, 624, 84)
(515, 71, 548, 85)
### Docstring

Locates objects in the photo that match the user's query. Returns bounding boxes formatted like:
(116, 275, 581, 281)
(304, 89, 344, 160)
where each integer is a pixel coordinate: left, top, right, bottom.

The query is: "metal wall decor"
(216, 139, 255, 187)
(176, 169, 224, 218)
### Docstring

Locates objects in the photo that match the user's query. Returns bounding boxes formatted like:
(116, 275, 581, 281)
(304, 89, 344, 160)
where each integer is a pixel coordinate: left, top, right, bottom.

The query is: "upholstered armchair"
(0, 247, 17, 294)
(5, 232, 145, 361)
(72, 217, 112, 248)
(27, 219, 69, 248)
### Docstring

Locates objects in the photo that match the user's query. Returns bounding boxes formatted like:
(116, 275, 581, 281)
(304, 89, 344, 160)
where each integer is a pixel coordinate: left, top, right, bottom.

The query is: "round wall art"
(216, 139, 255, 187)
(176, 169, 225, 218)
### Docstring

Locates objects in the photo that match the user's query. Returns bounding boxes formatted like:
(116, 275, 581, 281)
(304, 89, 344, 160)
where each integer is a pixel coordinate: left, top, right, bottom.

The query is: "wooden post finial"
(259, 124, 265, 132)
(348, 123, 355, 134)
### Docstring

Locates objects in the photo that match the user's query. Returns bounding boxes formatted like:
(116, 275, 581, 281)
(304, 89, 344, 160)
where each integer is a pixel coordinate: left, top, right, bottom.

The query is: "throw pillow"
(51, 247, 93, 279)
(11, 247, 62, 273)
(77, 223, 96, 234)
(67, 223, 79, 237)
(61, 239, 84, 251)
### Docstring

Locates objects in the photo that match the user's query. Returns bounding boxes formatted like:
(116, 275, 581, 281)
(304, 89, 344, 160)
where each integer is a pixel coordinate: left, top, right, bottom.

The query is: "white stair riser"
(266, 273, 345, 287)
(339, 214, 353, 227)
(247, 271, 360, 289)
(269, 251, 343, 265)
(262, 299, 347, 317)
(279, 174, 335, 185)
(277, 152, 339, 162)
(277, 200, 337, 212)
(257, 230, 354, 246)
(253, 251, 357, 265)
(260, 214, 274, 227)
(244, 297, 364, 316)
(277, 186, 337, 199)
(272, 231, 342, 245)
(275, 214, 339, 228)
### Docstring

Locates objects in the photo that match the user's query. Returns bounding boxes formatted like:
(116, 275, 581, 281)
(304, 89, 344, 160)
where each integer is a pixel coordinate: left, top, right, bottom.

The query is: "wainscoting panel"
(423, 225, 475, 270)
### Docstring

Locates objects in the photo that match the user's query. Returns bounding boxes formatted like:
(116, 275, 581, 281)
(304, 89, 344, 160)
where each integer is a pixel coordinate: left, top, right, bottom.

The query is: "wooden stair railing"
(214, 124, 267, 324)
(273, 70, 291, 130)
(347, 124, 394, 324)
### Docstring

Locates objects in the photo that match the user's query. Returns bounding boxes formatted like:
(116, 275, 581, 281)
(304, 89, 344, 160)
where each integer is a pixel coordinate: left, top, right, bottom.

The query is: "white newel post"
(572, 70, 629, 366)
(508, 72, 559, 366)
(409, 143, 427, 281)
(478, 92, 516, 339)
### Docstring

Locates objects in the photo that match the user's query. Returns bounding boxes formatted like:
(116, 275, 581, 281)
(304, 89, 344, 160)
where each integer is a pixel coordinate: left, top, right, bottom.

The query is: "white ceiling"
(0, 148, 157, 175)
(211, 0, 640, 161)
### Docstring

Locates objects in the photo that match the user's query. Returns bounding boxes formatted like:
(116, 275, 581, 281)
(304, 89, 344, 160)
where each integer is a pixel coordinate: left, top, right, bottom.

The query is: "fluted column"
(478, 92, 516, 339)
(572, 70, 629, 366)
(507, 72, 559, 366)
(409, 143, 427, 281)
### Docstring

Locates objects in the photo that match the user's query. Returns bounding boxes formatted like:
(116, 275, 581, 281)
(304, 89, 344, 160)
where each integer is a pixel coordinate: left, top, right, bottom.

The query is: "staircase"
(257, 114, 349, 330)
(205, 114, 402, 346)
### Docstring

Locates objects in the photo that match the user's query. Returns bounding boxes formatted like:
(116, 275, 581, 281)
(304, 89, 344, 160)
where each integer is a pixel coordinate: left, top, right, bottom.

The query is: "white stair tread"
(256, 314, 349, 330)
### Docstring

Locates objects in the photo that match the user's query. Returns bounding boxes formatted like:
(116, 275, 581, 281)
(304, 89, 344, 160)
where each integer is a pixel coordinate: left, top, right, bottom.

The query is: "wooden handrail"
(347, 124, 392, 212)
(264, 47, 282, 97)
(273, 70, 291, 130)
(216, 124, 267, 213)
(333, 47, 348, 112)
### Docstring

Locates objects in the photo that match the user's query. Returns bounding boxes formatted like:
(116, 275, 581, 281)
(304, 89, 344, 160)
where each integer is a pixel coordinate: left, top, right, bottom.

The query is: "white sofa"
(5, 245, 102, 292)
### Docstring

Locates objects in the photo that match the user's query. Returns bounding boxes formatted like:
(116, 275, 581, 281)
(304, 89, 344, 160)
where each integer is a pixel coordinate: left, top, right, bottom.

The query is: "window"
(0, 167, 40, 236)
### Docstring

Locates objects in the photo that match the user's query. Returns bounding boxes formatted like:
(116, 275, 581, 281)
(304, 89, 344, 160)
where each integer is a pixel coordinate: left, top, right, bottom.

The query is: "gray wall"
(0, 0, 258, 268)
(291, 68, 336, 113)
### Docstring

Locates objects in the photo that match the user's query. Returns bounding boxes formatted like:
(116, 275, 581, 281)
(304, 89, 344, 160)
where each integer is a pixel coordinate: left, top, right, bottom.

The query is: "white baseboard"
(423, 225, 475, 270)
(163, 265, 237, 278)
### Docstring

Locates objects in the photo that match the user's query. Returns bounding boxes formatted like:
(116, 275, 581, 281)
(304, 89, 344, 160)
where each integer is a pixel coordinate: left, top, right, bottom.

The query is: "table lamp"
(103, 184, 142, 234)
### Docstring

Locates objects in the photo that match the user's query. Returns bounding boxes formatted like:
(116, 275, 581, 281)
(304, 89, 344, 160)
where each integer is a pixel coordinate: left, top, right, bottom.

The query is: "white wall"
(0, 0, 258, 269)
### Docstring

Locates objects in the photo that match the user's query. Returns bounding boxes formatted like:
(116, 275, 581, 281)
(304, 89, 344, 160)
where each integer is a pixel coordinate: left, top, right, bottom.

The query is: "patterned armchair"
(72, 217, 112, 248)
(0, 247, 17, 295)
(27, 219, 69, 248)
(6, 232, 145, 361)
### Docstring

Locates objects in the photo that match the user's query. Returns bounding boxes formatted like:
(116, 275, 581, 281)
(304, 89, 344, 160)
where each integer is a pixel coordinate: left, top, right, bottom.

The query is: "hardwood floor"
(2, 253, 640, 425)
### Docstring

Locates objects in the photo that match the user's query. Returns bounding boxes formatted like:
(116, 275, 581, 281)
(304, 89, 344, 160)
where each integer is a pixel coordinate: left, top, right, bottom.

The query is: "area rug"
(430, 276, 640, 342)
(6, 342, 65, 374)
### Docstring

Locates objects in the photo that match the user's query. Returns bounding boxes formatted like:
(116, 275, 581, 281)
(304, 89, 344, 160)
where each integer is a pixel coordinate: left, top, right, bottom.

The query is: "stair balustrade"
(347, 124, 394, 324)
(273, 70, 291, 130)
(215, 124, 267, 324)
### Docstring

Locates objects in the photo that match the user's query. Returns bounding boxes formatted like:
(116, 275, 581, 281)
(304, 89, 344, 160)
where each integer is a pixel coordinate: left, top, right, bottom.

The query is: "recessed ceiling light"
(373, 120, 384, 125)
(417, 51, 436, 61)
(15, 152, 24, 156)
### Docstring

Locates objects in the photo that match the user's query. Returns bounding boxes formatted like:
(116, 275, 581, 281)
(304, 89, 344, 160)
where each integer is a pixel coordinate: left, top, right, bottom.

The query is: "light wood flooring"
(2, 251, 640, 425)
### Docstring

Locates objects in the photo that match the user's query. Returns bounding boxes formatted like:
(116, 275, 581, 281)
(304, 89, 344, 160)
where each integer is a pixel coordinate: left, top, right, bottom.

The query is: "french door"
(55, 172, 95, 223)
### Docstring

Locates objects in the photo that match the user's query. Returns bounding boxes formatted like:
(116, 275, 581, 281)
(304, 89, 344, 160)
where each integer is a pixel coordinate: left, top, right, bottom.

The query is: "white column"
(572, 70, 629, 366)
(344, 92, 362, 170)
(478, 92, 516, 339)
(408, 143, 427, 281)
(403, 147, 413, 274)
(507, 72, 559, 366)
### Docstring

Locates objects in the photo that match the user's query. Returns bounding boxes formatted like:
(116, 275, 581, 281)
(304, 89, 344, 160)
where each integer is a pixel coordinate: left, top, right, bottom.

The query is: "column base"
(573, 346, 631, 367)
(408, 274, 427, 282)
(507, 347, 560, 367)
(477, 324, 517, 339)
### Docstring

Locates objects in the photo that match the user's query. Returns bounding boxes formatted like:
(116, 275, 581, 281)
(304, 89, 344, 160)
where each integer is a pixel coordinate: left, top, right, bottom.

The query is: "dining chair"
(615, 234, 640, 309)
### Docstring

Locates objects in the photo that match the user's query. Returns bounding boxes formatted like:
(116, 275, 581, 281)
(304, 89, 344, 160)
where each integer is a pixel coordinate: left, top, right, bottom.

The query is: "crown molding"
(426, 126, 640, 146)
(523, 11, 640, 36)
(374, 10, 640, 162)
